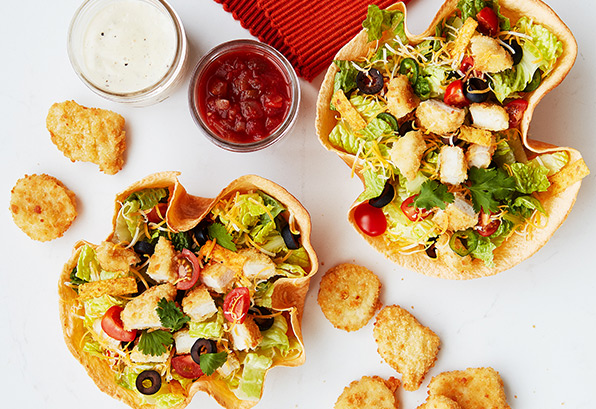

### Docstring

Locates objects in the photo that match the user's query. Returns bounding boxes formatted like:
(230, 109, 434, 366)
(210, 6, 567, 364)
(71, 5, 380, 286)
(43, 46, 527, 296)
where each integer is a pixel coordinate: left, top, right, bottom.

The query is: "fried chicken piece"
(417, 100, 466, 135)
(469, 103, 509, 131)
(95, 241, 140, 273)
(428, 367, 511, 409)
(373, 305, 440, 391)
(416, 395, 462, 409)
(10, 174, 77, 241)
(335, 376, 400, 409)
(46, 100, 126, 174)
(386, 74, 420, 119)
(121, 283, 176, 331)
(390, 130, 427, 182)
(470, 35, 513, 73)
(318, 263, 381, 332)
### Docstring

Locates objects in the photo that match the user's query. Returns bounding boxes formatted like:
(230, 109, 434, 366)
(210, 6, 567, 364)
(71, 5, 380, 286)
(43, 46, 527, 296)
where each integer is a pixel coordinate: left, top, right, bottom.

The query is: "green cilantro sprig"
(414, 180, 455, 210)
(157, 298, 189, 332)
(468, 167, 516, 213)
(208, 222, 237, 251)
(138, 330, 173, 356)
(199, 352, 228, 376)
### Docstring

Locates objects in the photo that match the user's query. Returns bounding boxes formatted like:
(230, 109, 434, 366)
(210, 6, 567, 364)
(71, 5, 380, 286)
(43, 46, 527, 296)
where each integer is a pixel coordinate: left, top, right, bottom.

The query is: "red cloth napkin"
(214, 0, 411, 81)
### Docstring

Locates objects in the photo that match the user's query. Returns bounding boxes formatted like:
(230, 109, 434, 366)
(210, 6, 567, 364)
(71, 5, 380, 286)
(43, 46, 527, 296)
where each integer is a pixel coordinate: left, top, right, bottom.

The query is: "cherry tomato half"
(171, 354, 204, 379)
(101, 305, 137, 342)
(475, 211, 501, 237)
(444, 79, 469, 108)
(504, 99, 529, 129)
(476, 7, 499, 37)
(176, 249, 201, 290)
(146, 202, 168, 224)
(223, 287, 250, 324)
(460, 55, 474, 73)
(353, 202, 387, 237)
(400, 195, 432, 222)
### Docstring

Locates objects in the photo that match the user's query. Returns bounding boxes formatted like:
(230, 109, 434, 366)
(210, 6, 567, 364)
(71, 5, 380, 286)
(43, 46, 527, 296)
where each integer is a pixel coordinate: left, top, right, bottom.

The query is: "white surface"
(0, 0, 594, 408)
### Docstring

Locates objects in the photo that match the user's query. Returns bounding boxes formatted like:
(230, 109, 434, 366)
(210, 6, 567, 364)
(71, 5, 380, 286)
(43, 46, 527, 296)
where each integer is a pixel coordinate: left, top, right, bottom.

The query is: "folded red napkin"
(214, 0, 411, 81)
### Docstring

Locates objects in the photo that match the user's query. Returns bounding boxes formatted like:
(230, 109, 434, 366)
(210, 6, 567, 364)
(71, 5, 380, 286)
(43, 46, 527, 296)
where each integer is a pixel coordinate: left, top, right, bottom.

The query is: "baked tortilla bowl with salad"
(315, 0, 589, 279)
(59, 171, 318, 409)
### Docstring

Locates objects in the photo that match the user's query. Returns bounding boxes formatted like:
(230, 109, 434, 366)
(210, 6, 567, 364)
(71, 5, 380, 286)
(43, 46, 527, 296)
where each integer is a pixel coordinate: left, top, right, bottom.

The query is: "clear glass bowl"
(68, 0, 188, 106)
(188, 39, 300, 152)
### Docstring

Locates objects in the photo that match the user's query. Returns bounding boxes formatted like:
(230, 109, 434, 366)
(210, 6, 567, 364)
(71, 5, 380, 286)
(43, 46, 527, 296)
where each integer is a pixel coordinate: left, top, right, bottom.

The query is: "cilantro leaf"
(414, 180, 455, 210)
(208, 222, 237, 251)
(138, 330, 173, 356)
(169, 231, 193, 252)
(157, 298, 189, 332)
(468, 167, 516, 213)
(199, 351, 228, 376)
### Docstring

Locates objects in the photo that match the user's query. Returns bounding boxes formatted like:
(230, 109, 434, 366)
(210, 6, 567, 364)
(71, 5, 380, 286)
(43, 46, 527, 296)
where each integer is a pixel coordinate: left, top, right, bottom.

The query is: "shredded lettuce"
(254, 281, 275, 308)
(419, 65, 450, 98)
(188, 310, 224, 339)
(276, 263, 307, 279)
(233, 353, 273, 401)
(76, 245, 100, 282)
(285, 247, 311, 269)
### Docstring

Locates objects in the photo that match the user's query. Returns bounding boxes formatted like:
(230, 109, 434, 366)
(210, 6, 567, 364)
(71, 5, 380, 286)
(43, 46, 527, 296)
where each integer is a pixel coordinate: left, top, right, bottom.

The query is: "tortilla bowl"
(59, 172, 318, 408)
(315, 0, 587, 279)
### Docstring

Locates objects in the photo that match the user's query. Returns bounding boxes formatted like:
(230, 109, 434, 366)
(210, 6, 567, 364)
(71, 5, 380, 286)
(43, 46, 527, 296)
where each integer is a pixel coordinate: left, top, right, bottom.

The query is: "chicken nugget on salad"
(318, 263, 381, 332)
(335, 376, 400, 409)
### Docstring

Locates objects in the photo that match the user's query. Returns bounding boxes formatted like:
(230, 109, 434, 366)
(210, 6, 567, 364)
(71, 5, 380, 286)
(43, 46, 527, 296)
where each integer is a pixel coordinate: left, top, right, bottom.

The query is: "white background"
(1, 0, 594, 408)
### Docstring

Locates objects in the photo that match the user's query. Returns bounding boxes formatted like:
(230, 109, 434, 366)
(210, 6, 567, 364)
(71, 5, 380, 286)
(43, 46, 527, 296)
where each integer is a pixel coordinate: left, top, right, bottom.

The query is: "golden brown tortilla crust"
(315, 0, 583, 279)
(60, 172, 318, 409)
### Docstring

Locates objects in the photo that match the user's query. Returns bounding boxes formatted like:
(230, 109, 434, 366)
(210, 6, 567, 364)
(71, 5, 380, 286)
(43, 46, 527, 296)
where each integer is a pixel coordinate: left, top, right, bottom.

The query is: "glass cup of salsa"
(188, 39, 300, 152)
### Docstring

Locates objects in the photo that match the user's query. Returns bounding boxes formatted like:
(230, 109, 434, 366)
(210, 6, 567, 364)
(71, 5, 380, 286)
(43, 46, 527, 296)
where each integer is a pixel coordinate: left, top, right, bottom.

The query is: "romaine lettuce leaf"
(383, 202, 439, 244)
(125, 188, 168, 211)
(511, 195, 546, 218)
(234, 353, 273, 401)
(259, 316, 290, 352)
(509, 162, 550, 194)
(362, 5, 406, 43)
(470, 236, 497, 267)
(284, 247, 310, 269)
(76, 245, 100, 282)
(529, 151, 569, 176)
(491, 17, 562, 102)
(333, 60, 359, 96)
(83, 295, 124, 327)
(188, 310, 224, 339)
(350, 95, 386, 120)
(358, 167, 389, 202)
(420, 65, 450, 98)
(276, 263, 307, 279)
(254, 281, 274, 308)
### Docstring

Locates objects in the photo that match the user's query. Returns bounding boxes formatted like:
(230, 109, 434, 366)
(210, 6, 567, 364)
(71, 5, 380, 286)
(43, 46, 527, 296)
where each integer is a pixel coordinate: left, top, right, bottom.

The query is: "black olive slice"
(134, 240, 155, 257)
(282, 224, 300, 250)
(190, 338, 217, 364)
(193, 221, 211, 245)
(505, 38, 523, 65)
(356, 68, 384, 95)
(136, 370, 161, 395)
(369, 182, 395, 208)
(398, 120, 414, 136)
(425, 238, 439, 259)
(250, 306, 275, 331)
(464, 77, 490, 103)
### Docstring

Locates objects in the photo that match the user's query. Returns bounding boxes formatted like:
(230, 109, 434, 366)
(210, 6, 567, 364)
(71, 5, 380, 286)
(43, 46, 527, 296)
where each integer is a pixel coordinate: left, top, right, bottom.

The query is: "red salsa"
(196, 49, 292, 144)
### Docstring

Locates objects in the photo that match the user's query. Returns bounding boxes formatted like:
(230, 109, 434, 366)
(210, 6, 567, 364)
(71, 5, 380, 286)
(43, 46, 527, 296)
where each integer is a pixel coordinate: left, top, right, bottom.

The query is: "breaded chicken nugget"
(470, 35, 513, 73)
(417, 395, 461, 409)
(96, 240, 140, 273)
(318, 263, 381, 332)
(390, 130, 427, 182)
(416, 100, 466, 135)
(428, 367, 510, 409)
(46, 100, 126, 175)
(10, 174, 77, 241)
(373, 305, 440, 391)
(386, 74, 420, 119)
(335, 376, 400, 409)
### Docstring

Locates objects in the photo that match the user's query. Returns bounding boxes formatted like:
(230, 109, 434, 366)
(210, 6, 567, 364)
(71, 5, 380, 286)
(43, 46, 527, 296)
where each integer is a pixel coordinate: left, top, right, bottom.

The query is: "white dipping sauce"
(82, 0, 177, 94)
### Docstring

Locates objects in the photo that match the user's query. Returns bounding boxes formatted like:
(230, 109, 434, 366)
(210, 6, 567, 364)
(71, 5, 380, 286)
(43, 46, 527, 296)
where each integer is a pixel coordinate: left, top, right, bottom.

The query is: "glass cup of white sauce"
(68, 0, 188, 106)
